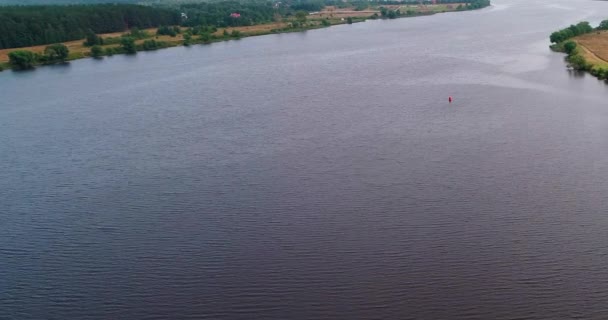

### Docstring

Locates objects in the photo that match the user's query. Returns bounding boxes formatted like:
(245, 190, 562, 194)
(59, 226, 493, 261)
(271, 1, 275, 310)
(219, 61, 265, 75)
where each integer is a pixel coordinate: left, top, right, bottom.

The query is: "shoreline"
(0, 4, 489, 73)
(550, 27, 608, 81)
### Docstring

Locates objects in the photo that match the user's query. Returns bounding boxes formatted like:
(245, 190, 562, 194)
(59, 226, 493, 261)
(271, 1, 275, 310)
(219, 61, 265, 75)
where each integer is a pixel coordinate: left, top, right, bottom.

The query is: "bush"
(157, 25, 177, 37)
(142, 39, 159, 50)
(84, 30, 104, 47)
(230, 30, 241, 38)
(200, 33, 211, 42)
(564, 41, 577, 55)
(568, 54, 588, 70)
(90, 45, 103, 57)
(8, 50, 38, 69)
(124, 27, 149, 40)
(347, 17, 353, 24)
(183, 33, 192, 45)
(120, 37, 137, 54)
(44, 43, 69, 62)
(321, 19, 331, 26)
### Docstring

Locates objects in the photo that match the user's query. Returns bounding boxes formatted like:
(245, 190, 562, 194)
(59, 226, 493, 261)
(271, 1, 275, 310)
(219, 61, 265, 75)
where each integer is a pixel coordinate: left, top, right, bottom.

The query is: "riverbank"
(0, 2, 489, 72)
(550, 21, 608, 80)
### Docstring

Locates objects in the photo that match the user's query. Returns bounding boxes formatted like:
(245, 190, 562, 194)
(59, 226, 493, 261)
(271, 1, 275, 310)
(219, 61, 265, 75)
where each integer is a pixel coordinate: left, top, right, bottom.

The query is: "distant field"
(575, 31, 608, 66)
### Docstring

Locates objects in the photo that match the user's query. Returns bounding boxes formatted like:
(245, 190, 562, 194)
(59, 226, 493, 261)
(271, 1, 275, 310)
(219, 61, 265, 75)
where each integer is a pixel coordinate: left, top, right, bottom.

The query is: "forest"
(0, 4, 179, 49)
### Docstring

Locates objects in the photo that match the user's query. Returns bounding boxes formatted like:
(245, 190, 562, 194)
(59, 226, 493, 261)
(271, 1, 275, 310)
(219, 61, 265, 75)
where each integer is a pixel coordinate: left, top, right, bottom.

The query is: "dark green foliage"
(180, 1, 275, 28)
(0, 4, 179, 49)
(290, 0, 324, 12)
(8, 50, 37, 69)
(124, 28, 149, 40)
(550, 22, 593, 44)
(44, 43, 69, 61)
(321, 19, 331, 26)
(599, 20, 608, 31)
(380, 7, 388, 17)
(120, 37, 137, 54)
(183, 33, 192, 45)
(200, 33, 212, 42)
(157, 25, 177, 37)
(90, 45, 103, 58)
(563, 41, 577, 55)
(295, 10, 308, 23)
(567, 54, 588, 70)
(105, 47, 115, 56)
(84, 30, 104, 47)
(466, 0, 490, 9)
(230, 30, 241, 38)
(142, 39, 157, 50)
(141, 39, 167, 50)
(223, 29, 229, 38)
(347, 17, 353, 24)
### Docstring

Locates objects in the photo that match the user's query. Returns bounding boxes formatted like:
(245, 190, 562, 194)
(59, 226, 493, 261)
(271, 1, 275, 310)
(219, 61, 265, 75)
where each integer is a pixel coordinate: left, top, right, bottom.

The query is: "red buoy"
(448, 96, 453, 103)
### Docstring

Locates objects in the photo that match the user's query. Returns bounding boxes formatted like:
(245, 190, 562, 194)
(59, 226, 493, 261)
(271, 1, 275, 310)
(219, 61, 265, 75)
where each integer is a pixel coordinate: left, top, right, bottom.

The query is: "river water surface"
(3, 0, 608, 319)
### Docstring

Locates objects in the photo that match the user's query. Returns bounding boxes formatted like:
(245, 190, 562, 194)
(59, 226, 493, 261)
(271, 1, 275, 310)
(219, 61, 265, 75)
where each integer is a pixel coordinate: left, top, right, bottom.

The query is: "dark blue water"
(3, 0, 608, 318)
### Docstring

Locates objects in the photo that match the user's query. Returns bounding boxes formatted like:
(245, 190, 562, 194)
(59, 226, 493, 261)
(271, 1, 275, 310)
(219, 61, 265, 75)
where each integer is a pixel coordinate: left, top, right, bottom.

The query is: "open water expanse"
(3, 0, 608, 318)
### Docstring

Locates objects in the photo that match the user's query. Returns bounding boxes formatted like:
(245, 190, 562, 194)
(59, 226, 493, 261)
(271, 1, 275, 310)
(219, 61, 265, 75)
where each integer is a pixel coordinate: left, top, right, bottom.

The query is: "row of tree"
(549, 21, 593, 44)
(8, 43, 69, 69)
(0, 4, 180, 49)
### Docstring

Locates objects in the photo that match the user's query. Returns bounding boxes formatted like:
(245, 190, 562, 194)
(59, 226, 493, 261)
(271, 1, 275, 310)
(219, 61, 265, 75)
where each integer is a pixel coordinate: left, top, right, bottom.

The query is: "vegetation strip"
(0, 0, 490, 72)
(550, 20, 608, 80)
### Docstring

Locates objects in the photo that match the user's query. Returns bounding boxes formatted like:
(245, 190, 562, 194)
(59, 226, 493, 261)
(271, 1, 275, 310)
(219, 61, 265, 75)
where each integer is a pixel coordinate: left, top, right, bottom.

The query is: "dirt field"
(310, 7, 379, 19)
(575, 31, 608, 64)
(218, 22, 288, 35)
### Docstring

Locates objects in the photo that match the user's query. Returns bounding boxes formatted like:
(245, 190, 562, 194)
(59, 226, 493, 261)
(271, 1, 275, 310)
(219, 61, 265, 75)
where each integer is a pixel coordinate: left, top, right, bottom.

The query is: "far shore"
(0, 3, 489, 72)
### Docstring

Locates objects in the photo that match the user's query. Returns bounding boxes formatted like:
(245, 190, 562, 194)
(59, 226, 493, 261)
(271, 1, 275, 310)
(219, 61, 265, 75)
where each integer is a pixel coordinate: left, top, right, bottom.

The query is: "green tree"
(568, 54, 588, 70)
(295, 10, 308, 23)
(230, 30, 241, 38)
(380, 7, 388, 17)
(183, 33, 192, 45)
(564, 41, 577, 55)
(84, 30, 103, 46)
(599, 20, 608, 30)
(8, 50, 37, 69)
(120, 37, 137, 54)
(347, 17, 353, 24)
(44, 43, 69, 62)
(157, 25, 177, 37)
(200, 33, 211, 42)
(90, 45, 103, 58)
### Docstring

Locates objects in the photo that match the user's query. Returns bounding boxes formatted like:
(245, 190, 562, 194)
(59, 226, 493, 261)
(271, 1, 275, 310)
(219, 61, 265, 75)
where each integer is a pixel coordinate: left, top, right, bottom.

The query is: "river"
(3, 0, 608, 318)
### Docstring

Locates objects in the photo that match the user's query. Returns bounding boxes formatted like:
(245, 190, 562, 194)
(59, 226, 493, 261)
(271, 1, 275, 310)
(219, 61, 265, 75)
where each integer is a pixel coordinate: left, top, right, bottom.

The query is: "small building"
(230, 13, 241, 18)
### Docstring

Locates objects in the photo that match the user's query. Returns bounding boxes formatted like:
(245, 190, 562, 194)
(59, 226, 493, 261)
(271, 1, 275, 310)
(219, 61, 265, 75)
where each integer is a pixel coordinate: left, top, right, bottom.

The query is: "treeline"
(549, 21, 593, 44)
(8, 43, 69, 69)
(179, 1, 276, 27)
(0, 4, 179, 49)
